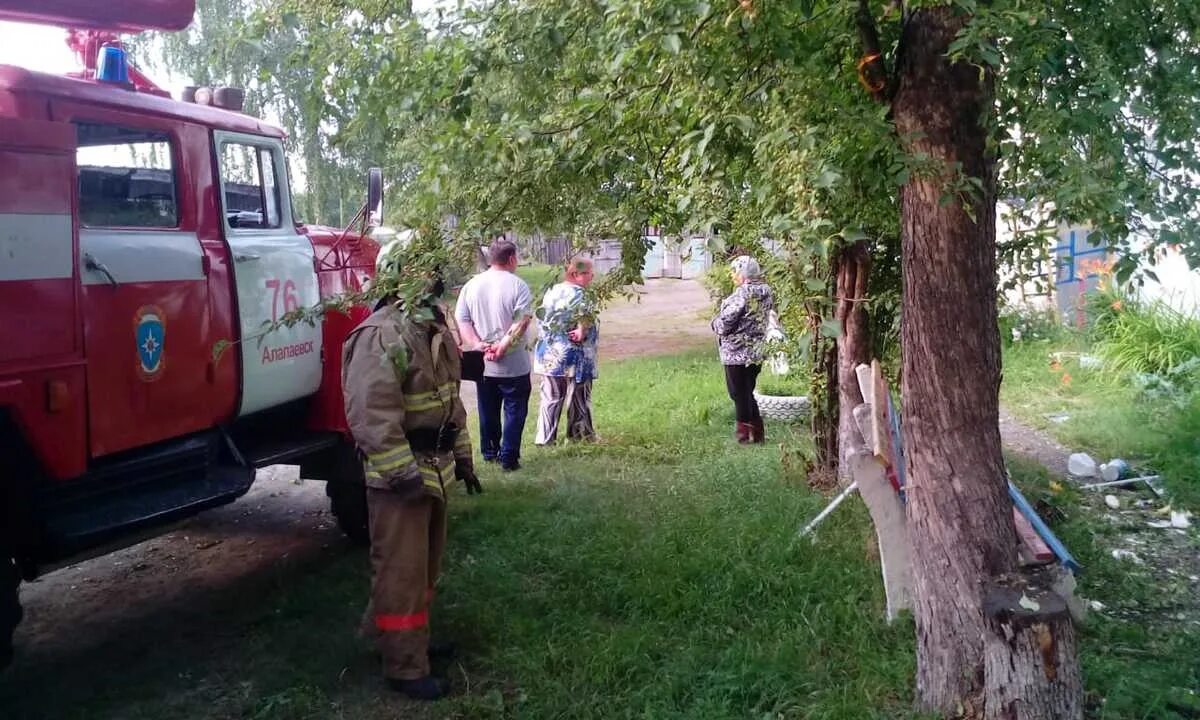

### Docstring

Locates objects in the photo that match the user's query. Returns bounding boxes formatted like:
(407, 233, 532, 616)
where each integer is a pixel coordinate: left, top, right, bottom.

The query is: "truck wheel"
(1, 556, 21, 670)
(329, 480, 369, 546)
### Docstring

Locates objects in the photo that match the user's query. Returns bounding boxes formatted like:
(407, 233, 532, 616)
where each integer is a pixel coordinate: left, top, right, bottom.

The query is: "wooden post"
(982, 570, 1083, 719)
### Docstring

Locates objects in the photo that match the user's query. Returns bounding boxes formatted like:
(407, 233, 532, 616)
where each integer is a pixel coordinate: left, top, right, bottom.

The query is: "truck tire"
(328, 480, 369, 546)
(1, 556, 20, 670)
(325, 445, 369, 546)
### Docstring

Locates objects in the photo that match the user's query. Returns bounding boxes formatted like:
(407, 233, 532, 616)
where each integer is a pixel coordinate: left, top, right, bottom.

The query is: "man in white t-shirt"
(454, 238, 534, 471)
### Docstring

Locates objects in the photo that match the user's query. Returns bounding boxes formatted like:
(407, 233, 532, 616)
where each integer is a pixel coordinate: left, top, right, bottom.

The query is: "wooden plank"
(851, 450, 914, 622)
(1013, 506, 1055, 563)
(871, 361, 894, 464)
(855, 363, 874, 406)
(852, 402, 874, 449)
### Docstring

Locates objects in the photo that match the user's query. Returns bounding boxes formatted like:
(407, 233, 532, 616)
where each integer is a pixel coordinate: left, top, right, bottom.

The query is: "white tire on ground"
(753, 392, 811, 422)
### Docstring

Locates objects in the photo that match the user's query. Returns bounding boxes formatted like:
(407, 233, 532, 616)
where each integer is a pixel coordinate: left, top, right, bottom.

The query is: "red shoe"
(735, 422, 754, 444)
(750, 418, 765, 444)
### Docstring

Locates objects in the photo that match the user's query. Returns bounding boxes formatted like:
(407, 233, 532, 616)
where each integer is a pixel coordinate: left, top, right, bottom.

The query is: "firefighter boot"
(388, 675, 450, 701)
(750, 418, 765, 444)
(735, 422, 754, 444)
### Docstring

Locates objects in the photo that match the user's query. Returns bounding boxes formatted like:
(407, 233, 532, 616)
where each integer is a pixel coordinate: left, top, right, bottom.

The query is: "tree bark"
(809, 312, 838, 471)
(891, 6, 1052, 714)
(836, 240, 873, 481)
(808, 258, 838, 473)
(982, 571, 1083, 719)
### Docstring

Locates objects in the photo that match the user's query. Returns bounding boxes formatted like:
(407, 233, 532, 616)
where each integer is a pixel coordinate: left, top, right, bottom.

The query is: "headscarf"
(730, 255, 762, 280)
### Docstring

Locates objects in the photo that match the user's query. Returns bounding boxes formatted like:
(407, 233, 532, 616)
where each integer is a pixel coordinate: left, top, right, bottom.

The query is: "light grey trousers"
(535, 376, 594, 444)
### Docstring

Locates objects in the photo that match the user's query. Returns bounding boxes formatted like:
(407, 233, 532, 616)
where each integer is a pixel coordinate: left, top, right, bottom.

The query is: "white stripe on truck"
(0, 213, 74, 282)
(80, 228, 205, 285)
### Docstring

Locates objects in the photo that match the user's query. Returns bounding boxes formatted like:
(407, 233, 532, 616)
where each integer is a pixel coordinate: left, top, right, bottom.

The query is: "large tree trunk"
(836, 240, 872, 481)
(892, 7, 1080, 717)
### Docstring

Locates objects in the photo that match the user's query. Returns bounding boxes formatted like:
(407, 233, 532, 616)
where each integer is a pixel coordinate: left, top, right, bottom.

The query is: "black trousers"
(724, 364, 762, 423)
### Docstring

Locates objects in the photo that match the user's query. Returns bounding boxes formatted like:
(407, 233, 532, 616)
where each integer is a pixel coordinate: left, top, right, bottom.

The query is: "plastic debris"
(1079, 355, 1104, 370)
(1068, 452, 1098, 478)
(1111, 549, 1144, 564)
(1089, 600, 1106, 612)
(1105, 494, 1121, 509)
(1099, 459, 1131, 482)
(1147, 520, 1173, 529)
(1171, 511, 1192, 529)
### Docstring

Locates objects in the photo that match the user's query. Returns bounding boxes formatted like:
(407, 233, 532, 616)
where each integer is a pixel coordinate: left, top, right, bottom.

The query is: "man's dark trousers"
(477, 374, 531, 467)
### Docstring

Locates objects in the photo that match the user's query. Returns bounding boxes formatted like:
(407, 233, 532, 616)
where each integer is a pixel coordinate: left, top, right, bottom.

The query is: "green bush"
(699, 261, 734, 310)
(755, 372, 807, 397)
(1089, 287, 1200, 375)
(998, 303, 1063, 346)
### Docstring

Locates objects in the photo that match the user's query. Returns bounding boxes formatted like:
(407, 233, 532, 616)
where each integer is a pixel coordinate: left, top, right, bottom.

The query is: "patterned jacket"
(711, 281, 775, 366)
(534, 282, 599, 382)
(341, 303, 472, 501)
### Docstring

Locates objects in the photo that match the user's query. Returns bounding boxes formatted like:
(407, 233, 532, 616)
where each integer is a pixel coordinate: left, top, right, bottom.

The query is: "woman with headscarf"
(711, 255, 775, 444)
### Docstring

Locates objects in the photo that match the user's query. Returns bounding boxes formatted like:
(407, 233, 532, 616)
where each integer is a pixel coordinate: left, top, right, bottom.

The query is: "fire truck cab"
(0, 1, 379, 667)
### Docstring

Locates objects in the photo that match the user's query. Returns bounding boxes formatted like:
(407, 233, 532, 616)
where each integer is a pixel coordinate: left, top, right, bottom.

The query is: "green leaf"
(662, 33, 682, 55)
(820, 319, 842, 338)
(814, 170, 841, 189)
(729, 114, 754, 134)
(805, 278, 827, 292)
(841, 227, 869, 243)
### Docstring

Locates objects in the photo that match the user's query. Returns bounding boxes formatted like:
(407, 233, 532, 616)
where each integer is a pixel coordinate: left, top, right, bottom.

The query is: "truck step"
(243, 432, 342, 468)
(38, 432, 254, 562)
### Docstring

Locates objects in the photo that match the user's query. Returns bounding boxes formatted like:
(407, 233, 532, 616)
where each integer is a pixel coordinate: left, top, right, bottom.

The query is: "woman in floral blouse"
(534, 256, 599, 444)
(711, 255, 775, 444)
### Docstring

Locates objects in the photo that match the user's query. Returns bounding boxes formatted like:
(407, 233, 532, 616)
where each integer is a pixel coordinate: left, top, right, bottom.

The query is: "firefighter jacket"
(342, 302, 472, 501)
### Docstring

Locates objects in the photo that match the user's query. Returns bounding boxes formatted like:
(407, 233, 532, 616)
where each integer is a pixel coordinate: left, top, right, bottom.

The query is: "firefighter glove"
(455, 460, 483, 495)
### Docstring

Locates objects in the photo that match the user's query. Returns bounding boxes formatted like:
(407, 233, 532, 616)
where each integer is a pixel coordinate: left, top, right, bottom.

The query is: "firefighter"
(341, 259, 483, 701)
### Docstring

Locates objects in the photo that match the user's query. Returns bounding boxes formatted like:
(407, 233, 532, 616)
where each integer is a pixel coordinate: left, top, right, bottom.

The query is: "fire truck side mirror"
(367, 168, 384, 227)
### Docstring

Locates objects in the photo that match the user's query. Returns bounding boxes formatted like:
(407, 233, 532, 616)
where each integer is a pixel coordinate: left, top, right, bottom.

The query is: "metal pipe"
(796, 481, 859, 541)
(1079, 475, 1160, 491)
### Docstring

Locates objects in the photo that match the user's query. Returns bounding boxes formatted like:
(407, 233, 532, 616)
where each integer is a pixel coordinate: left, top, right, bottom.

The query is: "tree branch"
(479, 181, 533, 233)
(854, 0, 891, 103)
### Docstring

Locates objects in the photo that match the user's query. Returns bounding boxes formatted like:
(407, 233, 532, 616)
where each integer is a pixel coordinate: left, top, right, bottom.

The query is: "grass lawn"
(516, 263, 561, 292)
(20, 352, 914, 720)
(9, 350, 1195, 718)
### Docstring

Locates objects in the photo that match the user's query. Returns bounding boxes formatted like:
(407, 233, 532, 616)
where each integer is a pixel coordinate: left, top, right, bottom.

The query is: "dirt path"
(3, 279, 714, 717)
(998, 406, 1073, 476)
(594, 278, 714, 360)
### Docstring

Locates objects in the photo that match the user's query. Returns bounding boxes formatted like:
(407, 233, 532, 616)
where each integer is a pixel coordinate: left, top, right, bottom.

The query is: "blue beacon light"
(96, 46, 130, 85)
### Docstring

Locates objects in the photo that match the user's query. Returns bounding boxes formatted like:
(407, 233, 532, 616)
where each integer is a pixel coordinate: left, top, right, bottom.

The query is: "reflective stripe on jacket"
(342, 302, 471, 501)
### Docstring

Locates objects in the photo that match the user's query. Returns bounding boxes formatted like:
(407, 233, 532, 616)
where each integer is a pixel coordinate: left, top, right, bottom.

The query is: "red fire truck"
(0, 0, 380, 666)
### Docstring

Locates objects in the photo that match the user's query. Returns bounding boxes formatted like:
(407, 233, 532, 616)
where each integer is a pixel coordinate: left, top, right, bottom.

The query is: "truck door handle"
(83, 252, 118, 287)
(234, 252, 262, 262)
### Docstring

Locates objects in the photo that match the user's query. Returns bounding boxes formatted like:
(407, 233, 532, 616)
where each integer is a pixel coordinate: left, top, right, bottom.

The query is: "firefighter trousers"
(364, 489, 447, 680)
